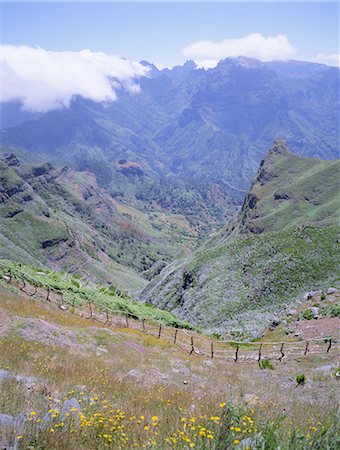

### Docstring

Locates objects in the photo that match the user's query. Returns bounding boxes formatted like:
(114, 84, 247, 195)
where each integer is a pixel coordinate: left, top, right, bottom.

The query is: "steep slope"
(0, 151, 205, 291)
(140, 142, 340, 337)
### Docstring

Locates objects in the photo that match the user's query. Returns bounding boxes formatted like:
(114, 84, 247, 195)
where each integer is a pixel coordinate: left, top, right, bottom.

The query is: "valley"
(0, 31, 339, 448)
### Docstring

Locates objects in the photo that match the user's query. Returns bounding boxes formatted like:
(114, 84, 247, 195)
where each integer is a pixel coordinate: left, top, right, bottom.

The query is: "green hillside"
(140, 142, 340, 337)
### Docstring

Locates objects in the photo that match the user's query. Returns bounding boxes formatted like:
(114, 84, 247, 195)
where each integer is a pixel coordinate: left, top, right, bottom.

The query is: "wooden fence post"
(189, 336, 195, 355)
(105, 309, 110, 325)
(142, 319, 146, 333)
(304, 341, 309, 356)
(258, 344, 263, 364)
(173, 328, 178, 344)
(234, 344, 239, 362)
(279, 343, 285, 361)
(46, 286, 50, 301)
(125, 315, 129, 328)
(86, 301, 93, 319)
(158, 323, 162, 339)
(211, 341, 214, 359)
(327, 338, 332, 353)
(19, 279, 26, 292)
(29, 285, 37, 297)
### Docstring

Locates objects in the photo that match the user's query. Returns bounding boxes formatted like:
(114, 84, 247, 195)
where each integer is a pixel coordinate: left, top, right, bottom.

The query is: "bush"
(329, 304, 340, 317)
(302, 309, 314, 320)
(259, 358, 274, 370)
(320, 292, 326, 300)
(296, 373, 306, 385)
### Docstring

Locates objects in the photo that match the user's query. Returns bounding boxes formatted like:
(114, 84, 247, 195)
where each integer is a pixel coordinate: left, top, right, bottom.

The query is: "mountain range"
(1, 57, 339, 194)
(0, 57, 339, 332)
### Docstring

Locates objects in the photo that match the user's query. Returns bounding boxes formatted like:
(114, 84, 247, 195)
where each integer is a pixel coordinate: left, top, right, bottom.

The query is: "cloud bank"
(182, 33, 297, 68)
(1, 45, 149, 112)
(315, 53, 340, 67)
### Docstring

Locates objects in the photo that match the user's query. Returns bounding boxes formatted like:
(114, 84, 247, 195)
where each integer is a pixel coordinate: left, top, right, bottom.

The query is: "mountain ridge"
(139, 142, 340, 336)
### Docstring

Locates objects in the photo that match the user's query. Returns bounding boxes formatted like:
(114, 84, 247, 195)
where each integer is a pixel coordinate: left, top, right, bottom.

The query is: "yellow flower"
(17, 436, 23, 440)
(151, 415, 158, 422)
(234, 439, 240, 445)
(190, 444, 195, 448)
(219, 402, 226, 408)
(144, 425, 149, 431)
(50, 428, 55, 433)
(30, 411, 37, 416)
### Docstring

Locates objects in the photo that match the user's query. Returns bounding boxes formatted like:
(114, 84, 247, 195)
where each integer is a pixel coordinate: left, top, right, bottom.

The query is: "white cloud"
(182, 33, 297, 68)
(315, 53, 340, 67)
(1, 45, 149, 112)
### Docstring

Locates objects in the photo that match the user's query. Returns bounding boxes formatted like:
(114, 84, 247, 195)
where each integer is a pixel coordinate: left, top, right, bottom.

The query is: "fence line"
(1, 273, 339, 364)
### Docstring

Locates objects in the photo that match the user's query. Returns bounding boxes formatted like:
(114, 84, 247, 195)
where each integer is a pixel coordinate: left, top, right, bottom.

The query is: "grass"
(0, 287, 339, 449)
(0, 259, 196, 330)
(142, 224, 340, 337)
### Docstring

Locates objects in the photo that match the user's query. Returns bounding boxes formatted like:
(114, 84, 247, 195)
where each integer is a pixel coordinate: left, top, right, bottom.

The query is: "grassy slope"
(0, 150, 202, 291)
(237, 143, 339, 233)
(0, 259, 194, 330)
(140, 143, 340, 336)
(0, 146, 238, 290)
(0, 283, 339, 449)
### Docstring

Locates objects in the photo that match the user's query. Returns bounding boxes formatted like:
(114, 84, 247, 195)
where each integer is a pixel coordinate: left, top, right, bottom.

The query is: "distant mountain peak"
(263, 139, 292, 160)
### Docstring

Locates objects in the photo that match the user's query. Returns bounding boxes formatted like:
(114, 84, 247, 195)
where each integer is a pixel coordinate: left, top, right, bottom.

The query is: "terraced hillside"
(140, 142, 340, 337)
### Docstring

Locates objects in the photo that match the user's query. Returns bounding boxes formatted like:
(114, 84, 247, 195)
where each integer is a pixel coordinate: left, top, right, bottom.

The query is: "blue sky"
(2, 1, 339, 67)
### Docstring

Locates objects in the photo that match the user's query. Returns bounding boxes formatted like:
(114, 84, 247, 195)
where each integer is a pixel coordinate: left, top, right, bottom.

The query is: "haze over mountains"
(1, 57, 339, 192)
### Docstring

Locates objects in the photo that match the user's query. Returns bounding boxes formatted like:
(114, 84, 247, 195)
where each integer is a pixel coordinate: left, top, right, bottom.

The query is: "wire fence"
(1, 274, 339, 364)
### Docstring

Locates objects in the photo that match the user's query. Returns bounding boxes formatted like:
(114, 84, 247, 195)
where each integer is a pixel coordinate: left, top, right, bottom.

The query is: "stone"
(327, 288, 339, 295)
(287, 309, 297, 315)
(240, 436, 257, 448)
(0, 369, 10, 380)
(14, 412, 26, 429)
(303, 291, 320, 300)
(0, 412, 14, 427)
(310, 307, 319, 317)
(61, 397, 81, 416)
(59, 305, 68, 311)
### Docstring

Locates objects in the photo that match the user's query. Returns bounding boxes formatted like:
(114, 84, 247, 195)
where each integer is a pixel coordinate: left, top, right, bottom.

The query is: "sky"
(2, 1, 339, 67)
(1, 1, 339, 112)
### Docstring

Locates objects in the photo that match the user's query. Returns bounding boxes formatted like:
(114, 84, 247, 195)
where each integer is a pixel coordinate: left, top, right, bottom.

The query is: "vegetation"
(296, 374, 307, 386)
(0, 259, 195, 330)
(141, 144, 340, 336)
(0, 287, 339, 449)
(259, 358, 274, 370)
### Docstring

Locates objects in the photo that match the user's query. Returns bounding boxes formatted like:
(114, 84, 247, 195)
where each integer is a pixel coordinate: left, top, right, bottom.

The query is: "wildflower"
(17, 436, 23, 440)
(50, 428, 55, 433)
(219, 402, 226, 408)
(144, 425, 149, 431)
(234, 439, 240, 445)
(30, 411, 37, 416)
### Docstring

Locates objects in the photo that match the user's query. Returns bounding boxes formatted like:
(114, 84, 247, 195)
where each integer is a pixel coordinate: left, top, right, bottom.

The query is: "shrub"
(296, 373, 306, 385)
(259, 358, 274, 370)
(320, 292, 326, 301)
(302, 309, 314, 320)
(329, 304, 340, 317)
